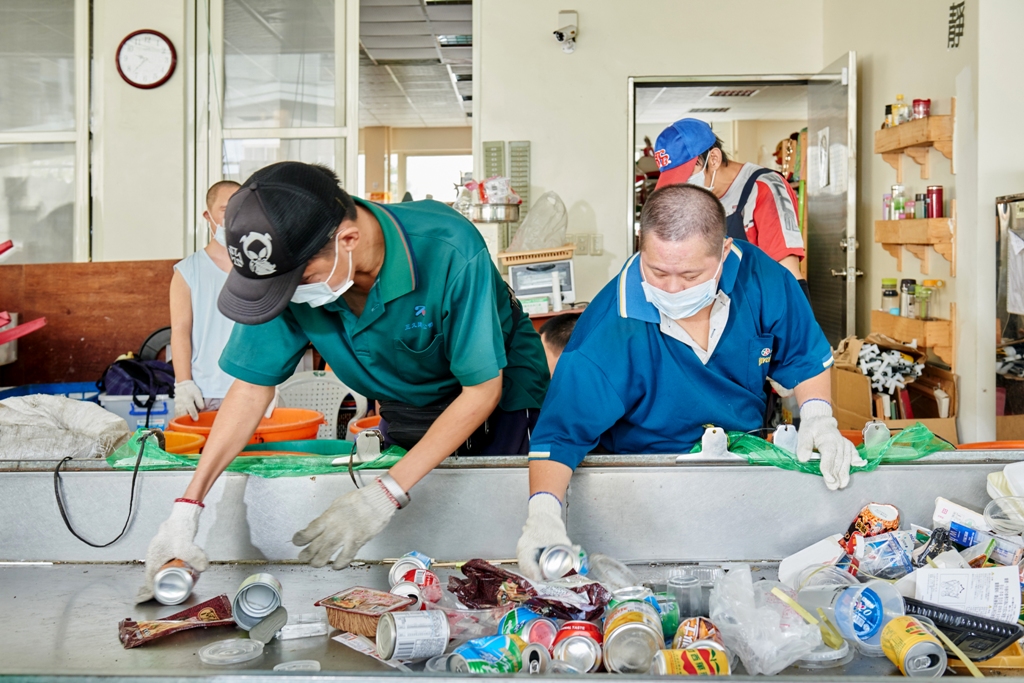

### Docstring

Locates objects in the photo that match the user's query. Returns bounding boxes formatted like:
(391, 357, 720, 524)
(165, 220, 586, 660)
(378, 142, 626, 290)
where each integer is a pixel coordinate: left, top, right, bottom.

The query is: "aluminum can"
(388, 550, 433, 586)
(448, 634, 526, 674)
(655, 593, 680, 639)
(881, 616, 947, 677)
(538, 544, 589, 580)
(399, 568, 442, 603)
(521, 643, 551, 674)
(153, 559, 199, 606)
(602, 600, 663, 674)
(389, 581, 425, 611)
(673, 617, 725, 650)
(376, 610, 450, 661)
(608, 585, 660, 612)
(232, 573, 283, 630)
(926, 186, 944, 219)
(552, 621, 603, 673)
(652, 648, 731, 675)
(498, 607, 558, 649)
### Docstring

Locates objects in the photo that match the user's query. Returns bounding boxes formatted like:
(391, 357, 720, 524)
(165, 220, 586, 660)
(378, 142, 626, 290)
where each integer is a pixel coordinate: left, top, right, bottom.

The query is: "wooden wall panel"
(0, 260, 176, 386)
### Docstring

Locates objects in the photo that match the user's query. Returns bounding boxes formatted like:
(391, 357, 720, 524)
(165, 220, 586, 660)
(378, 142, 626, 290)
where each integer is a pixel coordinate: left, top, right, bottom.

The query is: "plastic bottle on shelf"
(915, 194, 927, 219)
(891, 185, 905, 220)
(881, 279, 900, 315)
(894, 94, 910, 124)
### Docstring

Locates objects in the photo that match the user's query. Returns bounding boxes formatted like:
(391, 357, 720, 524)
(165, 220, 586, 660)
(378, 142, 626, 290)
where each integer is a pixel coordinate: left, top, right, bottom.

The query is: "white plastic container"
(98, 393, 174, 430)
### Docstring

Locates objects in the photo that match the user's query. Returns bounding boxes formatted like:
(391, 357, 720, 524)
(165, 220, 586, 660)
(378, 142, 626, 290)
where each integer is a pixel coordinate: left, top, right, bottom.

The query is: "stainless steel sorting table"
(1, 450, 1022, 680)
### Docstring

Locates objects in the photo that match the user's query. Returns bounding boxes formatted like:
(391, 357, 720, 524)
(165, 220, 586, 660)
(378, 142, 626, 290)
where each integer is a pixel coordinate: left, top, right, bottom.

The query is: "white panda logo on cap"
(241, 232, 277, 276)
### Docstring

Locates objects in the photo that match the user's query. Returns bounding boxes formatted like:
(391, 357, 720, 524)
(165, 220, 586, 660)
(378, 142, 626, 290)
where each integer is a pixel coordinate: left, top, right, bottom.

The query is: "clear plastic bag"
(507, 191, 568, 252)
(709, 565, 821, 676)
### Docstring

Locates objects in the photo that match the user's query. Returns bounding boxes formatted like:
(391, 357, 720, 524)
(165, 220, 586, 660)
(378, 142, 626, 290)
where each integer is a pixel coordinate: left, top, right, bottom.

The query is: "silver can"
(552, 635, 602, 673)
(390, 581, 424, 611)
(153, 559, 199, 606)
(376, 610, 450, 661)
(388, 550, 433, 586)
(232, 573, 283, 630)
(603, 600, 663, 674)
(521, 643, 551, 674)
(538, 544, 588, 581)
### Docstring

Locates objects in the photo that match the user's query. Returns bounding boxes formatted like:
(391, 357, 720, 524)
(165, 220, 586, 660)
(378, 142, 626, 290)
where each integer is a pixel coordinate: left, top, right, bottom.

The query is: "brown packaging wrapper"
(118, 594, 234, 649)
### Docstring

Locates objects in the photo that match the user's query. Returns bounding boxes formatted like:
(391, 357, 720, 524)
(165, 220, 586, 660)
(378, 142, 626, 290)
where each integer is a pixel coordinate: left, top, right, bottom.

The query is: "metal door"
(806, 51, 858, 345)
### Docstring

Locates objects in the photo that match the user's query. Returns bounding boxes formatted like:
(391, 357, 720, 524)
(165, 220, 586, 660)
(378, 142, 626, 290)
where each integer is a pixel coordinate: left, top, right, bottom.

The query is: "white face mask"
(687, 157, 717, 192)
(291, 234, 354, 307)
(640, 253, 724, 320)
(213, 224, 227, 246)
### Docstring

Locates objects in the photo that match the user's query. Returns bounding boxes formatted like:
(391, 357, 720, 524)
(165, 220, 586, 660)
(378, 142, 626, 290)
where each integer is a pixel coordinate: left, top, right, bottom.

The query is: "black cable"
(53, 428, 162, 548)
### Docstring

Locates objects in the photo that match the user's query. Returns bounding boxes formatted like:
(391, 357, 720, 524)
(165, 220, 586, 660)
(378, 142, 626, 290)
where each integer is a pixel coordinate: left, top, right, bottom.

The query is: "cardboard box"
(996, 415, 1024, 441)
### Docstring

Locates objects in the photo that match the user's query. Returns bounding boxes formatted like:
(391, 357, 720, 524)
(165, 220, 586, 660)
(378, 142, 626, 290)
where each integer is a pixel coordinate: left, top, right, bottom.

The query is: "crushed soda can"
(552, 621, 602, 673)
(448, 634, 527, 673)
(499, 607, 558, 649)
(673, 617, 725, 650)
(388, 551, 433, 586)
(537, 544, 589, 581)
(842, 503, 900, 554)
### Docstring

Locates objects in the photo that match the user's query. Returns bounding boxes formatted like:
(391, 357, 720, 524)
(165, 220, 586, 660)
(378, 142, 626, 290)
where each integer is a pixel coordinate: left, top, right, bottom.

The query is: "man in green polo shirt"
(136, 162, 548, 601)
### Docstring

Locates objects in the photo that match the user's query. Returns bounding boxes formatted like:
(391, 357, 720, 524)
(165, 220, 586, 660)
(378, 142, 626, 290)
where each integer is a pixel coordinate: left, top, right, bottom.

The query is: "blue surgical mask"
(213, 224, 227, 246)
(640, 255, 724, 320)
(291, 235, 354, 307)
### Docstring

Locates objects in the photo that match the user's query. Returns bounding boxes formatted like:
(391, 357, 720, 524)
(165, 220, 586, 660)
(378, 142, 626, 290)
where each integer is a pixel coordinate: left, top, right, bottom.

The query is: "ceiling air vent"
(689, 107, 730, 113)
(708, 89, 759, 97)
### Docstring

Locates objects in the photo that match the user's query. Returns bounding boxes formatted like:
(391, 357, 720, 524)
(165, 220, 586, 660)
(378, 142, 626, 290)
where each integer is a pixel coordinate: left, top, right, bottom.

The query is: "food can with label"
(552, 621, 603, 673)
(389, 582, 425, 611)
(232, 573, 283, 630)
(673, 617, 725, 650)
(603, 600, 664, 674)
(448, 634, 527, 674)
(521, 643, 552, 674)
(388, 550, 434, 586)
(498, 607, 558, 650)
(881, 616, 947, 677)
(153, 559, 199, 606)
(538, 544, 589, 580)
(652, 648, 731, 675)
(376, 610, 450, 661)
(398, 568, 442, 603)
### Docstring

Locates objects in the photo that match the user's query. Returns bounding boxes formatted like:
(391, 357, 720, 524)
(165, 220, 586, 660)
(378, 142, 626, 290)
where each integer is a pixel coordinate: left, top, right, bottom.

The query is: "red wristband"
(175, 497, 205, 508)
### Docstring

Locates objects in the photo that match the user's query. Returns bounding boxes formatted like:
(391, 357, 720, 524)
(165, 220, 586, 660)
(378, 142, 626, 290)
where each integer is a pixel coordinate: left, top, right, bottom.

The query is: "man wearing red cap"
(653, 118, 810, 300)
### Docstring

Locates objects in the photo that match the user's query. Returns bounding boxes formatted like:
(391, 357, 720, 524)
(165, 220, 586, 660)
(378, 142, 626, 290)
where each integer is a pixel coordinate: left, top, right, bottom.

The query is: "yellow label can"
(880, 616, 947, 677)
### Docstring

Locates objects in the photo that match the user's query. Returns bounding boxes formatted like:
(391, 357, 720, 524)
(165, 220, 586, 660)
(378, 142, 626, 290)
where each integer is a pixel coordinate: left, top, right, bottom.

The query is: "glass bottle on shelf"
(891, 184, 906, 220)
(881, 278, 900, 314)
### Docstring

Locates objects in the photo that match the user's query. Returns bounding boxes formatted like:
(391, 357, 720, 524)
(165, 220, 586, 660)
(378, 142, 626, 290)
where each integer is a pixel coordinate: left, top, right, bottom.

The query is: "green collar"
(355, 198, 418, 303)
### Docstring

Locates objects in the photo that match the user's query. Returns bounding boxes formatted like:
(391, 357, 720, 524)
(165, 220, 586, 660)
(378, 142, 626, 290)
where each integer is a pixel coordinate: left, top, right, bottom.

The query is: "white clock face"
(118, 32, 174, 88)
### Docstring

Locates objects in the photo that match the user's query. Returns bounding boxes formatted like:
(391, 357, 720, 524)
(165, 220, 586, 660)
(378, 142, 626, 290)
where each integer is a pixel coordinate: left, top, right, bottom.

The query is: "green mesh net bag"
(689, 422, 954, 478)
(107, 429, 406, 478)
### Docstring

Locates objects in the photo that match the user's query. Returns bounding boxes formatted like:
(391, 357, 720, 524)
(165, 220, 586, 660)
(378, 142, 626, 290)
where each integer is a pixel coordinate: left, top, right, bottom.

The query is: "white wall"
(92, 0, 188, 261)
(476, 0, 824, 300)
(733, 119, 806, 168)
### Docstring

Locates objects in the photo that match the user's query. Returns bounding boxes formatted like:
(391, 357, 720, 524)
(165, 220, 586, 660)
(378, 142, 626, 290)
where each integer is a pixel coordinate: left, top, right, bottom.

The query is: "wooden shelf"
(871, 305, 956, 368)
(875, 200, 956, 275)
(874, 99, 955, 182)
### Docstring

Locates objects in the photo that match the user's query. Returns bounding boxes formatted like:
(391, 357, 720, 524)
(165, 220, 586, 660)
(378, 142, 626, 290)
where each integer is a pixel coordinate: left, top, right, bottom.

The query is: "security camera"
(553, 24, 577, 53)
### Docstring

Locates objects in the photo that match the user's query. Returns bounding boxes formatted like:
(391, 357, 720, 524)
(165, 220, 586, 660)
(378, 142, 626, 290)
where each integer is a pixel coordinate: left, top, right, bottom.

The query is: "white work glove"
(292, 479, 399, 569)
(797, 400, 866, 491)
(174, 380, 205, 420)
(136, 501, 209, 603)
(516, 493, 572, 582)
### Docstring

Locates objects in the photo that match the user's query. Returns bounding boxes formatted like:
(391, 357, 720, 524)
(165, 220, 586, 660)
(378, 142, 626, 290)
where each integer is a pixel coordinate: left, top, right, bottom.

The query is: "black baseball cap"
(217, 162, 353, 324)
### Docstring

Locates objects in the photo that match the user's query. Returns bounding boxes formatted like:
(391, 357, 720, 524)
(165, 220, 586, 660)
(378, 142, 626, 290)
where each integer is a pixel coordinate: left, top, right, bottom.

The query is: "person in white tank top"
(170, 181, 240, 419)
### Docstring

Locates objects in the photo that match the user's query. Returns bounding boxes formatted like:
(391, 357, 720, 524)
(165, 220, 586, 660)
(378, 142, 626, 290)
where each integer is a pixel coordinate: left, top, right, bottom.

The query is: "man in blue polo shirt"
(137, 162, 548, 601)
(515, 184, 861, 581)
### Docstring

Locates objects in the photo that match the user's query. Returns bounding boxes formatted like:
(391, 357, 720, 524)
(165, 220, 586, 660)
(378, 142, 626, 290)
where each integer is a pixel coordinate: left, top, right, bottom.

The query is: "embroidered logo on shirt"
(415, 305, 426, 317)
(240, 232, 276, 276)
(758, 347, 773, 366)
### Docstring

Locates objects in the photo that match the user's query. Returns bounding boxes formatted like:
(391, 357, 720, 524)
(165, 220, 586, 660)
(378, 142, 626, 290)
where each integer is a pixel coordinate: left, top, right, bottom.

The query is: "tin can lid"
(554, 634, 601, 672)
(198, 638, 264, 666)
(603, 623, 661, 673)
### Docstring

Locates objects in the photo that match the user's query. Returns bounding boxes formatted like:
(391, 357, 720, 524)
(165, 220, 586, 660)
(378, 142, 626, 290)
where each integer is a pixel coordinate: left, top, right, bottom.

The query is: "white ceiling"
(635, 84, 808, 124)
(359, 0, 472, 128)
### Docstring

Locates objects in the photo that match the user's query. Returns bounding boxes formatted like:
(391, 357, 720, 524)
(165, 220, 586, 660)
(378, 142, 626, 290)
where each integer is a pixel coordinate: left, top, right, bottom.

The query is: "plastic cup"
(797, 580, 905, 657)
(794, 563, 859, 590)
(667, 575, 702, 620)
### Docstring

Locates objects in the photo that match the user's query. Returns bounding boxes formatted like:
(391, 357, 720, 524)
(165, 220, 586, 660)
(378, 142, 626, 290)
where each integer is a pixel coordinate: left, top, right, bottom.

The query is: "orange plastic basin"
(168, 408, 326, 444)
(349, 415, 381, 436)
(958, 441, 1024, 450)
(841, 430, 865, 447)
(162, 431, 206, 454)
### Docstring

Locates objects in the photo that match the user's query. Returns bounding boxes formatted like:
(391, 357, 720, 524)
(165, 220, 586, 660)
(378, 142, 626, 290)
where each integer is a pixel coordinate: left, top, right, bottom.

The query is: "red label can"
(400, 568, 442, 603)
(553, 620, 603, 646)
(927, 186, 943, 219)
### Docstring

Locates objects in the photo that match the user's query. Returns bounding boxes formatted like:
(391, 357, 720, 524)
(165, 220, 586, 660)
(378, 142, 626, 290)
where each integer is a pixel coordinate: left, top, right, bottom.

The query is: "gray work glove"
(515, 493, 572, 582)
(292, 479, 399, 569)
(173, 380, 205, 420)
(137, 500, 209, 603)
(797, 400, 866, 491)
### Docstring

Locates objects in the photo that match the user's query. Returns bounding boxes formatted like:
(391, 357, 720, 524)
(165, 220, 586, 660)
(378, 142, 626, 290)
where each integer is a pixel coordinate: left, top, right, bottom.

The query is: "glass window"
(0, 1, 76, 133)
(405, 155, 473, 203)
(222, 138, 336, 182)
(0, 143, 75, 263)
(223, 0, 336, 128)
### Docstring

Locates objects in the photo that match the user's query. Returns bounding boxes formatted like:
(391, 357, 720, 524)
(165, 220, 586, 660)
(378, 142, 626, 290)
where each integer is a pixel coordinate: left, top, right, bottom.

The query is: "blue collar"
(617, 242, 744, 322)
